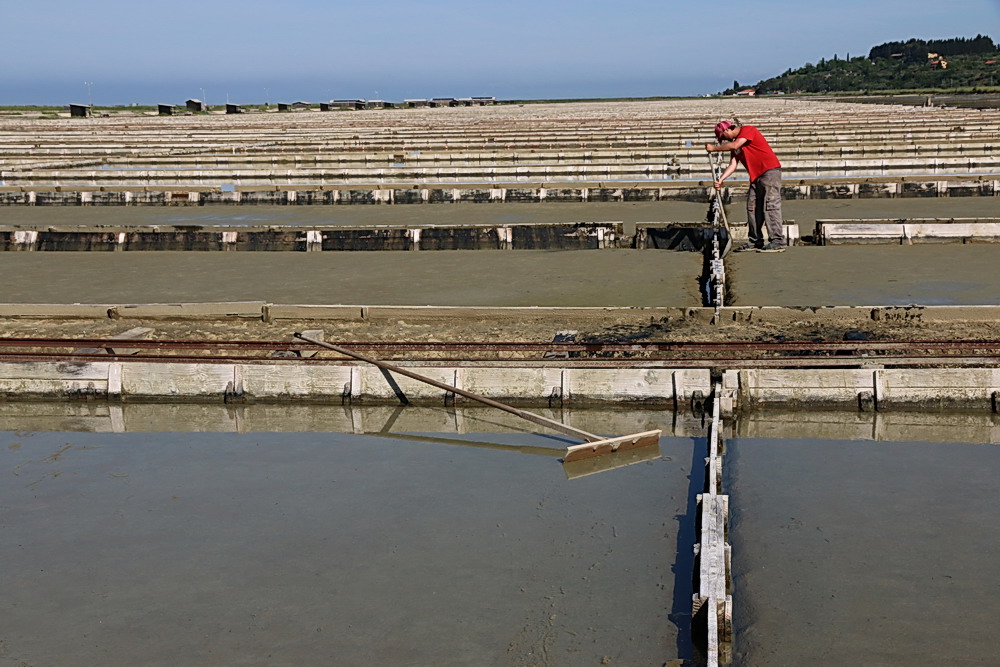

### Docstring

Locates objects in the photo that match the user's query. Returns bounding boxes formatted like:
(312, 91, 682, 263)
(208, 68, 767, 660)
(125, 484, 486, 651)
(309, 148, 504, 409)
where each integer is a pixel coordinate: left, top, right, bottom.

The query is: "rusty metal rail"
(4, 337, 1000, 352)
(0, 337, 999, 368)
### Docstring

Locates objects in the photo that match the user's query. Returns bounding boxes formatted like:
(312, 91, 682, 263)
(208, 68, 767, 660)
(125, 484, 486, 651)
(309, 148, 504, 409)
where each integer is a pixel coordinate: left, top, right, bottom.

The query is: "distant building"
(365, 100, 388, 109)
(430, 98, 457, 107)
(471, 96, 496, 105)
(404, 99, 429, 108)
(329, 99, 365, 110)
(291, 101, 312, 109)
(735, 89, 756, 96)
(157, 104, 176, 116)
(225, 104, 245, 114)
(277, 103, 291, 111)
(186, 99, 207, 112)
(69, 104, 92, 117)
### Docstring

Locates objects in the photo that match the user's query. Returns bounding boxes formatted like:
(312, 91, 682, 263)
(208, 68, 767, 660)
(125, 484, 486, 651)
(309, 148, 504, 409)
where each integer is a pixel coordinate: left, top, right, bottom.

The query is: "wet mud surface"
(0, 198, 998, 344)
(1, 425, 698, 666)
(729, 245, 1000, 306)
(727, 435, 1000, 666)
(0, 249, 702, 308)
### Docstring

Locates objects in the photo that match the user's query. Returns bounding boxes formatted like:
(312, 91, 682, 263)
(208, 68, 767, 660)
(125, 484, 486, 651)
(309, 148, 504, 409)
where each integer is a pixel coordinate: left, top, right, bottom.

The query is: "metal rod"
(708, 152, 731, 232)
(294, 332, 603, 443)
(3, 337, 1000, 353)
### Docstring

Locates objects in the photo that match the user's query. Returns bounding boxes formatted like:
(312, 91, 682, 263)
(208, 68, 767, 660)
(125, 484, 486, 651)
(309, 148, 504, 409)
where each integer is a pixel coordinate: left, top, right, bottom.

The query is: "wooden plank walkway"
(694, 383, 732, 665)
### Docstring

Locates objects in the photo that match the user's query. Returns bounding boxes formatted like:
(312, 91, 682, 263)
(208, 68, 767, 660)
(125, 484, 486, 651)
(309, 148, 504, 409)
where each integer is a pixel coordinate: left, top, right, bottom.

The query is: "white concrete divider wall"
(0, 360, 712, 405)
(722, 367, 1000, 412)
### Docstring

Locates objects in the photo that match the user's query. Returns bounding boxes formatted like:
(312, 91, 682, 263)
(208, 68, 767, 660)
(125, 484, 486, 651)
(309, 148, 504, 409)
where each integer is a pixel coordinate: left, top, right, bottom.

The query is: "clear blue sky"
(5, 0, 999, 105)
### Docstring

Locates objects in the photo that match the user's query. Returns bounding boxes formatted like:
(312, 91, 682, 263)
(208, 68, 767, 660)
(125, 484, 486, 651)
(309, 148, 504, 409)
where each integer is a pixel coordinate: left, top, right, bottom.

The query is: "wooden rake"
(293, 332, 661, 463)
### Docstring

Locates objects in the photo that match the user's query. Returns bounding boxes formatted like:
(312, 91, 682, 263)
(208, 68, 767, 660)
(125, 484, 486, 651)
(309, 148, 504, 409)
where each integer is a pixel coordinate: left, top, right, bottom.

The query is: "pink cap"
(714, 120, 732, 140)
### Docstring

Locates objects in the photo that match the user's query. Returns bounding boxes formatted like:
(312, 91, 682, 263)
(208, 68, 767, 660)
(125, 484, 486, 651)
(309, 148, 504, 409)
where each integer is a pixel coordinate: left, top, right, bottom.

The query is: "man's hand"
(713, 180, 723, 190)
(705, 143, 716, 152)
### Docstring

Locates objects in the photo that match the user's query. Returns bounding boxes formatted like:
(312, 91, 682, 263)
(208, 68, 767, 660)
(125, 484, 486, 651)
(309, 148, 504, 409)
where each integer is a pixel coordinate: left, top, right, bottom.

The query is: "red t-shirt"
(731, 125, 781, 182)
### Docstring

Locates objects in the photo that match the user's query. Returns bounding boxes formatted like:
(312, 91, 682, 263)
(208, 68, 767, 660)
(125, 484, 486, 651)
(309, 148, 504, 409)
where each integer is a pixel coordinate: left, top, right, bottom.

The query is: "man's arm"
(705, 137, 748, 153)
(713, 154, 739, 190)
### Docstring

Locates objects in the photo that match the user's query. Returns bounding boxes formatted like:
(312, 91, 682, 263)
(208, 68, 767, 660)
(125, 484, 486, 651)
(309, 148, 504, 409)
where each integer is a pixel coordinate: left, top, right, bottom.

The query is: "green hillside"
(725, 35, 1000, 95)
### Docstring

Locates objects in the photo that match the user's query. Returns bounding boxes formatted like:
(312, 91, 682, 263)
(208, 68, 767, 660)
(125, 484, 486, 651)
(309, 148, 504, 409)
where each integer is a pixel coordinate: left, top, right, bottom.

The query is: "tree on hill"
(870, 35, 996, 61)
(720, 35, 998, 94)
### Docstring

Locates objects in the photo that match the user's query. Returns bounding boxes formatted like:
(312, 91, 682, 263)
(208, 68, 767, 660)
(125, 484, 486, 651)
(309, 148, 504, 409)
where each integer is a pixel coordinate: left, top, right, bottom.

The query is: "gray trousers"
(746, 168, 784, 246)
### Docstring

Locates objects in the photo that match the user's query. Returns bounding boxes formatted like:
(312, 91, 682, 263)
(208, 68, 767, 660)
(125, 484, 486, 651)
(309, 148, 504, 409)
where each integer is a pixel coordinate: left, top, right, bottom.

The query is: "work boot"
(757, 240, 787, 253)
(733, 242, 759, 253)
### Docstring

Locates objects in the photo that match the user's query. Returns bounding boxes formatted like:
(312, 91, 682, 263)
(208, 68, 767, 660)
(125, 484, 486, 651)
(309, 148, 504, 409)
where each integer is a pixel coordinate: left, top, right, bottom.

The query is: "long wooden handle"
(293, 332, 602, 443)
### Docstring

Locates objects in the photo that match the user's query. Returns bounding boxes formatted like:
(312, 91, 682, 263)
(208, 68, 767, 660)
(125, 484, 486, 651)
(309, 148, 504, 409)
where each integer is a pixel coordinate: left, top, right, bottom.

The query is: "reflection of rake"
(707, 152, 733, 258)
(365, 431, 663, 480)
(294, 332, 661, 464)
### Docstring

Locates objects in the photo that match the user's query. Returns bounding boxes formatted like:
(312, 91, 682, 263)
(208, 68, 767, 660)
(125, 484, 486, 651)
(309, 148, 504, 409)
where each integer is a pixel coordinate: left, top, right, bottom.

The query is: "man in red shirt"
(705, 119, 786, 252)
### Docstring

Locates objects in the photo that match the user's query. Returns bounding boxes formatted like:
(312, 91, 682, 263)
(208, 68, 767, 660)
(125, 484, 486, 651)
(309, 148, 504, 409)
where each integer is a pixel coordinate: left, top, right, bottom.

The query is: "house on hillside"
(734, 89, 756, 96)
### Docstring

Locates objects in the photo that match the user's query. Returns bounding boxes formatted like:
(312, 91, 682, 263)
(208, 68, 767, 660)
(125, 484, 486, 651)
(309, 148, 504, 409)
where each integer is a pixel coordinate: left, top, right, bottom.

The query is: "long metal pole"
(294, 332, 602, 443)
(707, 152, 731, 232)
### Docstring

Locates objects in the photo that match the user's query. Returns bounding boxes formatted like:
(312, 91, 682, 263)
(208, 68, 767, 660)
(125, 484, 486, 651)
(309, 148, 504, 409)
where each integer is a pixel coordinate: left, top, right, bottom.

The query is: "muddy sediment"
(1, 196, 999, 343)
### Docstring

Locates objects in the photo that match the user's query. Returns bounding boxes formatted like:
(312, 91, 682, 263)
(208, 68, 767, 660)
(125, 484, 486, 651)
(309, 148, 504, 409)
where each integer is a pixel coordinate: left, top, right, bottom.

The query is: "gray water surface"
(2, 428, 696, 666)
(727, 436, 1000, 666)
